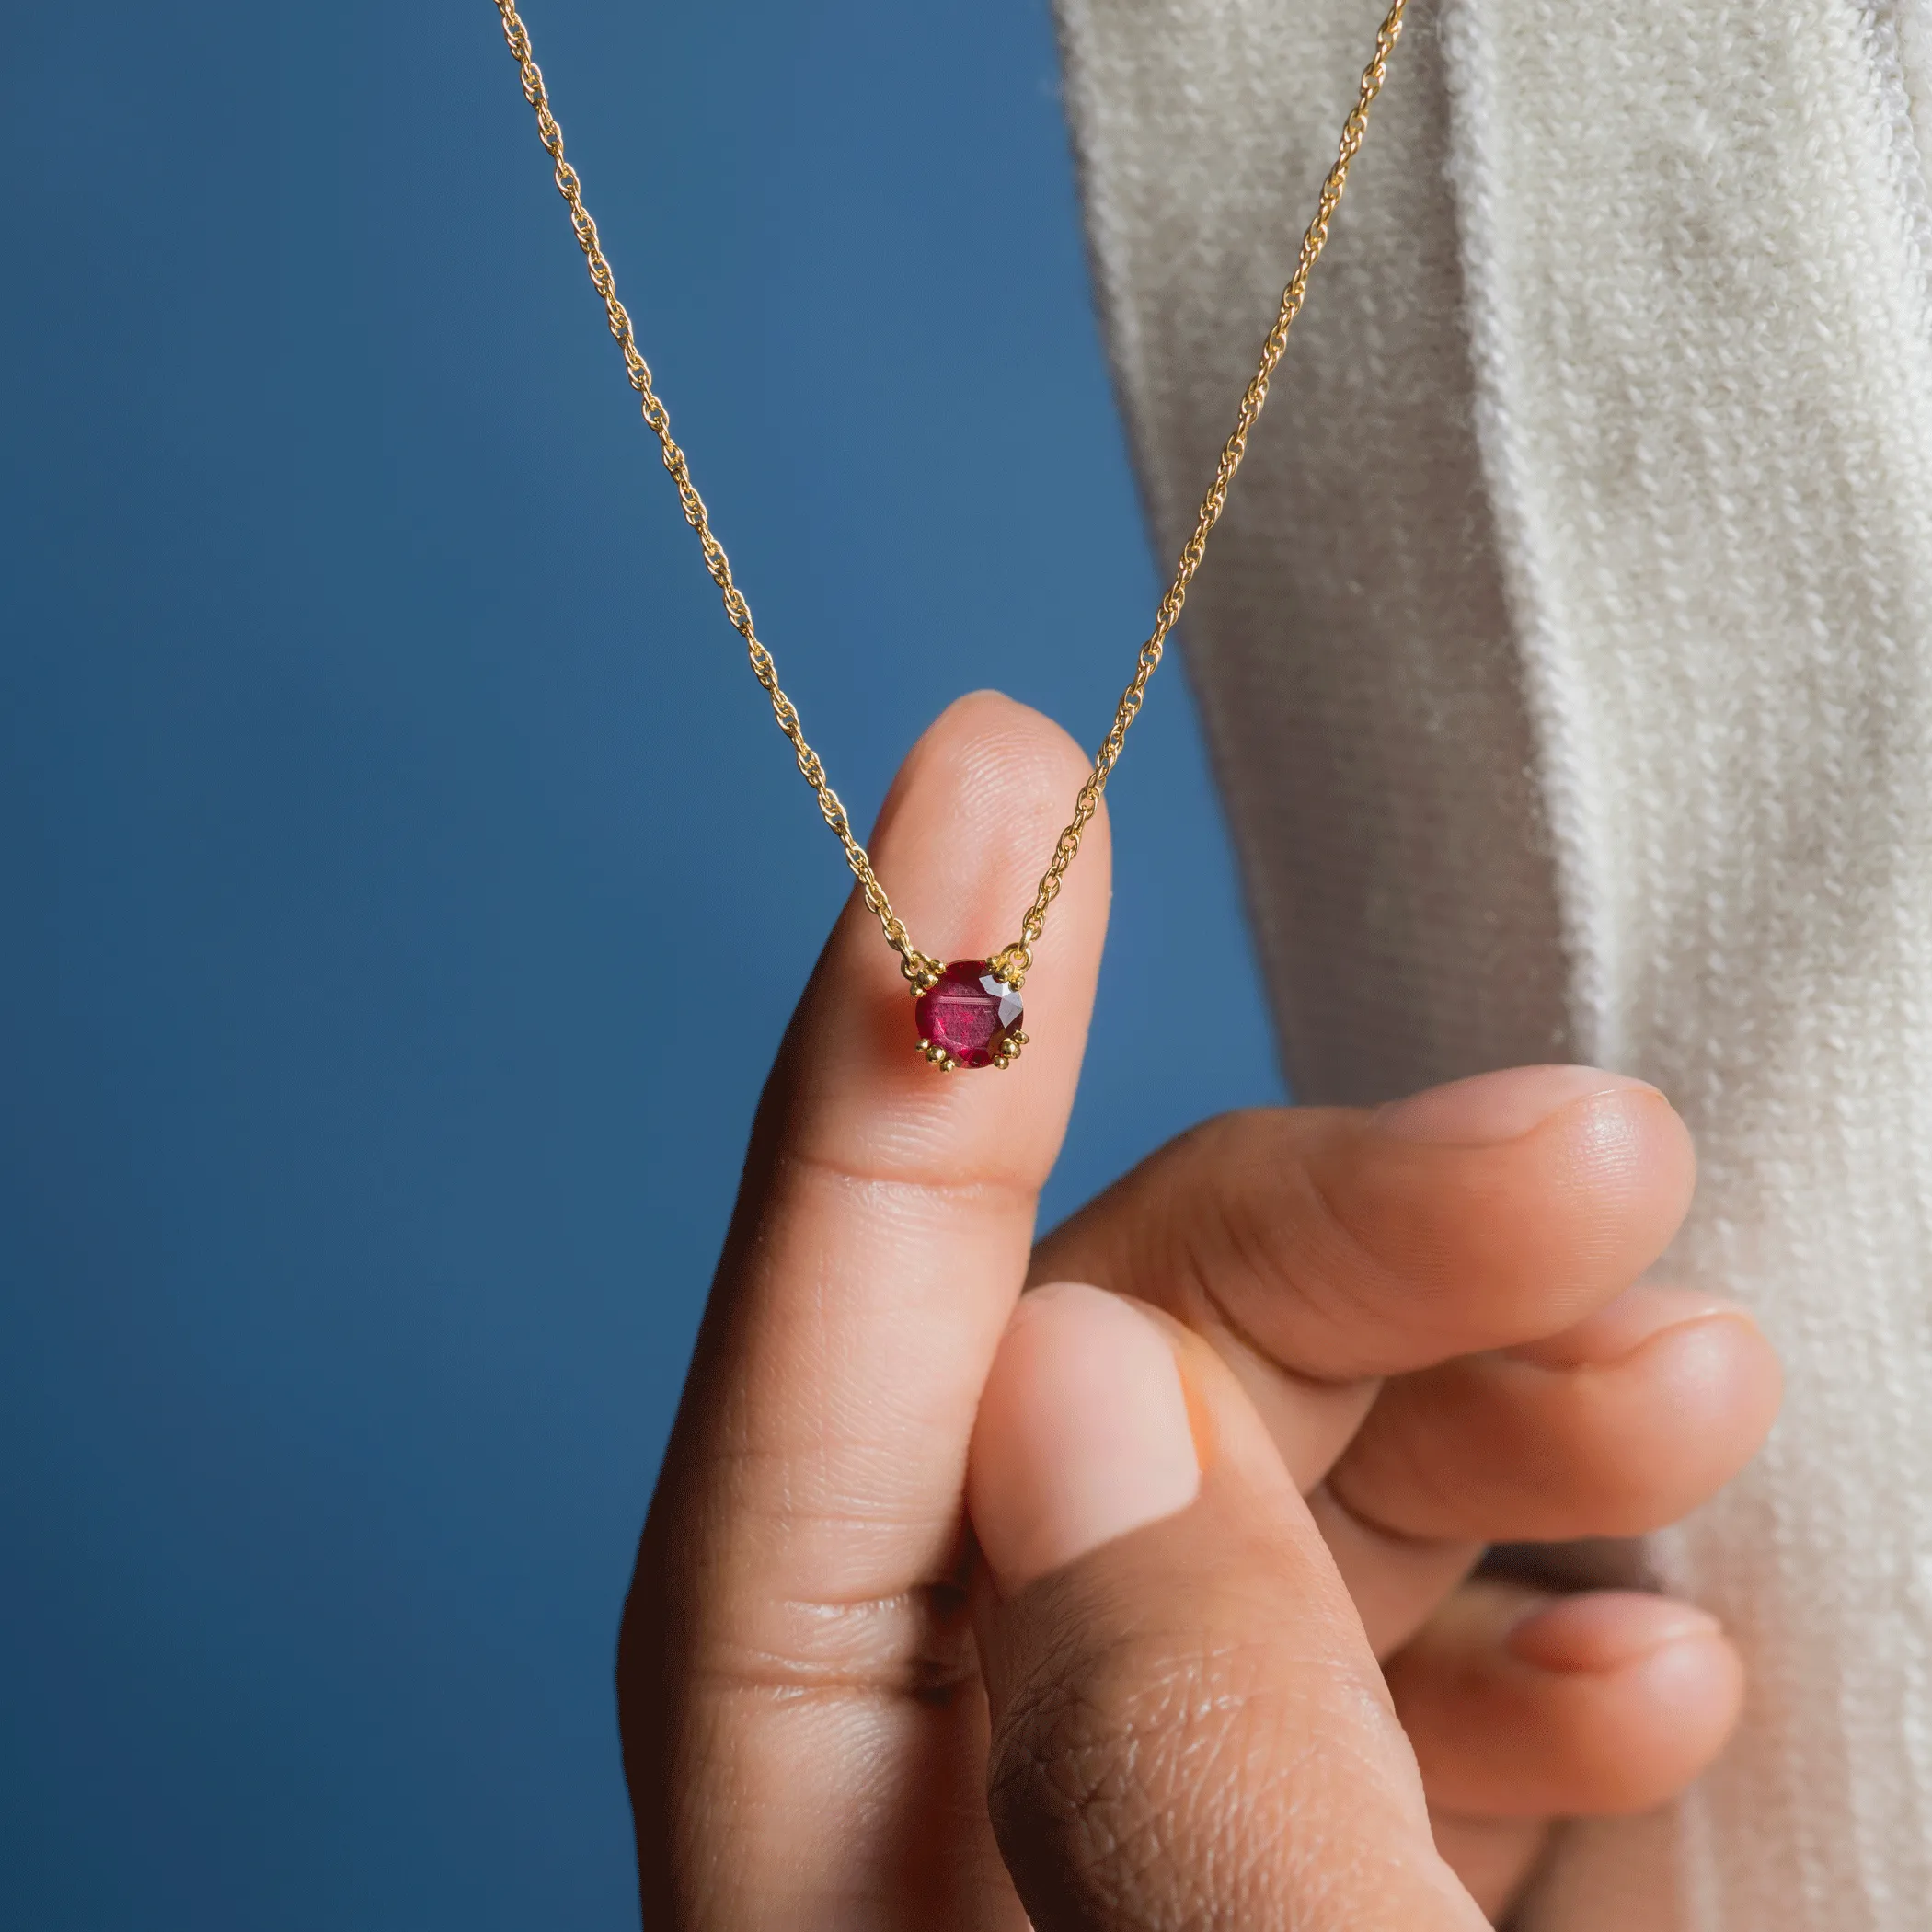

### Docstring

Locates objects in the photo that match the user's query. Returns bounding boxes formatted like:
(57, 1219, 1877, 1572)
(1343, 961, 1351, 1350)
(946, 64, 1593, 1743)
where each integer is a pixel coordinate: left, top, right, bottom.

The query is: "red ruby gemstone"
(915, 960, 1023, 1068)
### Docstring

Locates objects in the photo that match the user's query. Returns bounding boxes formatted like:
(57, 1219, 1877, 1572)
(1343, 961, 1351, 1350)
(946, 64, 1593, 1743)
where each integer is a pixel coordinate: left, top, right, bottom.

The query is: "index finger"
(622, 690, 1110, 1920)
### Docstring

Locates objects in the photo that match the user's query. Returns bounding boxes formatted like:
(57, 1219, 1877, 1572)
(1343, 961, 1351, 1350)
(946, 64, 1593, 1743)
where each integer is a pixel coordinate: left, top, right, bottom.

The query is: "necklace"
(492, 0, 1407, 1070)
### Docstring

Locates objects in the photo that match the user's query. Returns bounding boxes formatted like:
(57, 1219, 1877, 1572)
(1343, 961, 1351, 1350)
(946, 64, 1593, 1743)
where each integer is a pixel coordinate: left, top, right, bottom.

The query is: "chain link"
(492, 0, 1406, 991)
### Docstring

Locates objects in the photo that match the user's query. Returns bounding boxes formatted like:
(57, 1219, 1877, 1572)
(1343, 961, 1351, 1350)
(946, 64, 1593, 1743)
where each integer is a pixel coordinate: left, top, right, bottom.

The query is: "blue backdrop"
(1, 2, 1285, 1924)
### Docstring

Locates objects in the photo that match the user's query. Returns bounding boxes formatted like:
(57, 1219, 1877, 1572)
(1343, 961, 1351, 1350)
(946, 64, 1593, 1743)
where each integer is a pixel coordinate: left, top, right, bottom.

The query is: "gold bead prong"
(989, 943, 1032, 991)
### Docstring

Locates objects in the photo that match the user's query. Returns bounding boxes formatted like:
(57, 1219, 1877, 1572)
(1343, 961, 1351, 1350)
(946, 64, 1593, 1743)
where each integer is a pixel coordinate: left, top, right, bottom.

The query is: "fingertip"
(1393, 1583, 1746, 1819)
(968, 1284, 1202, 1595)
(1504, 1286, 1784, 1509)
(1422, 1600, 1742, 1915)
(1319, 1072, 1699, 1364)
(1509, 1592, 1746, 1804)
(1504, 1589, 1724, 1674)
(776, 688, 1112, 1194)
(1517, 1297, 1783, 1533)
(1506, 1282, 1757, 1369)
(870, 689, 1099, 852)
(1619, 1626, 1746, 1754)
(1632, 1305, 1785, 1452)
(1371, 1066, 1663, 1146)
(1558, 1083, 1698, 1261)
(1514, 1080, 1697, 1297)
(1334, 1287, 1782, 1544)
(1366, 1067, 1698, 1230)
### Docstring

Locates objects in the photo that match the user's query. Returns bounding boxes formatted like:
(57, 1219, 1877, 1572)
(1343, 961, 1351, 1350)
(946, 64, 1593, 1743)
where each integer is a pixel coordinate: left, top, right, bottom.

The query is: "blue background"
(2, 2, 1284, 1924)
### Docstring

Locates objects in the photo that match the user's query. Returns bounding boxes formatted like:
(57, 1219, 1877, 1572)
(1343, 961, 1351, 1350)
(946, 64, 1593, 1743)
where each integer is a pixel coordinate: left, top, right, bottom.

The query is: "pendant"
(914, 960, 1027, 1071)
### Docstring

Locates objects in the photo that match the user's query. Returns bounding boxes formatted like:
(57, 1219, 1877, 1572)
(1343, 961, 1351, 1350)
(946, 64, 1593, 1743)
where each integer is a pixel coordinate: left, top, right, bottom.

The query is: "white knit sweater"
(1056, 1, 1932, 1925)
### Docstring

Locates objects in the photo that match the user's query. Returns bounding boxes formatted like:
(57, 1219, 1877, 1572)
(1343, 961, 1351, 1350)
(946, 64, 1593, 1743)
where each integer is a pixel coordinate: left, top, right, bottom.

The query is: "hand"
(619, 694, 1780, 1927)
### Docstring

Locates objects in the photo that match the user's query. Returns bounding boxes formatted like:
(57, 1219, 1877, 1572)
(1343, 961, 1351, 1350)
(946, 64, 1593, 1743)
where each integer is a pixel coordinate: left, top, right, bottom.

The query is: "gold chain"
(492, 0, 1407, 994)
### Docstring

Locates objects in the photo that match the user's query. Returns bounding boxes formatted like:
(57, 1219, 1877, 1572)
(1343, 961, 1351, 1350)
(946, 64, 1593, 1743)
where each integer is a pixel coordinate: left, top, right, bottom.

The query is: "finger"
(622, 693, 1110, 1924)
(1386, 1579, 1745, 1821)
(1427, 1812, 1549, 1926)
(1328, 1284, 1782, 1541)
(968, 1282, 1489, 1931)
(1029, 1068, 1696, 1392)
(1026, 1077, 1701, 1662)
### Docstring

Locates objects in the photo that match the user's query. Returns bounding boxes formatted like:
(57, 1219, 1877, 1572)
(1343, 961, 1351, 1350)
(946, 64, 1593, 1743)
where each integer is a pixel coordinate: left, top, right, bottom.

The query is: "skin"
(619, 692, 1782, 1928)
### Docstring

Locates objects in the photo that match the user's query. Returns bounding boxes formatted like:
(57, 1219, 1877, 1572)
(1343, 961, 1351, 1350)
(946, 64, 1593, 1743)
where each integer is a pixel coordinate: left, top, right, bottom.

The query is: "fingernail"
(1505, 1282, 1755, 1369)
(1371, 1065, 1662, 1145)
(968, 1282, 1202, 1594)
(1506, 1591, 1723, 1674)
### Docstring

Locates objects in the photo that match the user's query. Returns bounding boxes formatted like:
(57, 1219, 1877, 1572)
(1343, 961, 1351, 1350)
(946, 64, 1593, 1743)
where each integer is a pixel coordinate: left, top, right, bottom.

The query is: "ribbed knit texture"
(1055, 0, 1932, 1925)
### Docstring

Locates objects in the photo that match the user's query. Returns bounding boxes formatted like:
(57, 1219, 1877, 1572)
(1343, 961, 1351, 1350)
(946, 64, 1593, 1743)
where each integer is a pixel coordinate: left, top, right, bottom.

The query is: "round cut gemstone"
(915, 960, 1023, 1068)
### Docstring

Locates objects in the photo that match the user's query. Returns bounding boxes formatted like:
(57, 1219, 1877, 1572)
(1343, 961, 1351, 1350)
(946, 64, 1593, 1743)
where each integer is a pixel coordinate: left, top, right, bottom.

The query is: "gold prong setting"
(911, 959, 1026, 1071)
(914, 1027, 1029, 1074)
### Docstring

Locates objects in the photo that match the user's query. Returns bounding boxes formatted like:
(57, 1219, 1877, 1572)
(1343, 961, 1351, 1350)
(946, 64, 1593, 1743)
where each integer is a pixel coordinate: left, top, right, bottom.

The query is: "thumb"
(966, 1282, 1487, 1932)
